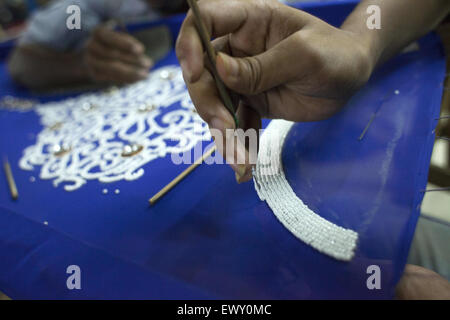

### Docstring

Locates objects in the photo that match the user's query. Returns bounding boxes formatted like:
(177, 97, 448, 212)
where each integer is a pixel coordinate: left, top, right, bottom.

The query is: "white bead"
(159, 70, 174, 80)
(253, 120, 358, 261)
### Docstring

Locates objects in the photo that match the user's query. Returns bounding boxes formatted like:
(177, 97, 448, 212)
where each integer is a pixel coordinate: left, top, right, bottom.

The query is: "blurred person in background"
(7, 0, 187, 89)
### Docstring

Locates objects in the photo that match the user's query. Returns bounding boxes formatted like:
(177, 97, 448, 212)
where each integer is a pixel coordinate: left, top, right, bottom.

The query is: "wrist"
(333, 28, 377, 89)
(342, 26, 382, 83)
(340, 14, 384, 75)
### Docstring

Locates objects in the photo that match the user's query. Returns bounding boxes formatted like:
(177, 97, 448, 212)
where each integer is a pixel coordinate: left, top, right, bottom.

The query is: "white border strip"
(253, 120, 358, 261)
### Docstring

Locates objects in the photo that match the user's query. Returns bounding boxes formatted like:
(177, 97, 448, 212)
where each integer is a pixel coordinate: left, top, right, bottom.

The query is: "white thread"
(19, 66, 210, 191)
(253, 120, 358, 261)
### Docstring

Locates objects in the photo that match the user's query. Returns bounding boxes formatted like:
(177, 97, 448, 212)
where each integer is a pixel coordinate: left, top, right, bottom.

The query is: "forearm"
(7, 45, 90, 89)
(342, 0, 450, 71)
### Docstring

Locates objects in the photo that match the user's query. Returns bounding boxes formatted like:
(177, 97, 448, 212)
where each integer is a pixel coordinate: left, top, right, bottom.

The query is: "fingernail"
(142, 57, 152, 68)
(209, 117, 226, 133)
(235, 171, 242, 184)
(180, 60, 192, 83)
(133, 44, 144, 54)
(218, 52, 239, 78)
(235, 165, 246, 183)
(235, 165, 251, 184)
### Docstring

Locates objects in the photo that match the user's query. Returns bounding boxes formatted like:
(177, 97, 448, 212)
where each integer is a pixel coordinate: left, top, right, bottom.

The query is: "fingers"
(176, 0, 313, 182)
(86, 53, 149, 84)
(215, 33, 310, 95)
(177, 0, 309, 94)
(85, 25, 152, 84)
(176, 0, 248, 83)
(396, 265, 450, 300)
(94, 26, 144, 55)
(186, 66, 256, 182)
(234, 103, 261, 183)
(186, 67, 235, 132)
(211, 36, 231, 55)
(186, 66, 261, 183)
(87, 37, 152, 69)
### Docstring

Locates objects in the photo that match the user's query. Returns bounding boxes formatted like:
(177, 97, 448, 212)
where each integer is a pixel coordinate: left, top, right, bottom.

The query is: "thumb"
(216, 48, 291, 95)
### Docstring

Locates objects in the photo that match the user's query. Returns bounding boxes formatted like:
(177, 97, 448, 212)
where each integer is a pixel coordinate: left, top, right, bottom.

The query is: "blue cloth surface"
(0, 1, 446, 299)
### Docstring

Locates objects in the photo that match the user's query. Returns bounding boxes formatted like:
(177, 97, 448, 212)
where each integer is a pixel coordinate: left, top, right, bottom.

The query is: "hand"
(396, 265, 450, 300)
(84, 23, 153, 84)
(176, 0, 373, 182)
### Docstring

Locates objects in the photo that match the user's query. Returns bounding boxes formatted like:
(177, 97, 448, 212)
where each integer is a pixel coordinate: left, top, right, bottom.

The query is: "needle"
(186, 0, 238, 128)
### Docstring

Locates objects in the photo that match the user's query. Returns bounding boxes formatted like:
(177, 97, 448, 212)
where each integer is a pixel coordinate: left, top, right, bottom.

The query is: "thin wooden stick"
(149, 146, 217, 205)
(3, 157, 18, 200)
(186, 0, 238, 127)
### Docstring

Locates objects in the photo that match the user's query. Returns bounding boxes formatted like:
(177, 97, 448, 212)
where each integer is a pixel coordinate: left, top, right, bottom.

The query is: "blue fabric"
(281, 37, 445, 297)
(0, 1, 446, 299)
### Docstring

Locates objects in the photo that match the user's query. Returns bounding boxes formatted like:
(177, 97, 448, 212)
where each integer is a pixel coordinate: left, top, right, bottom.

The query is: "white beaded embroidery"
(253, 120, 358, 261)
(19, 66, 210, 191)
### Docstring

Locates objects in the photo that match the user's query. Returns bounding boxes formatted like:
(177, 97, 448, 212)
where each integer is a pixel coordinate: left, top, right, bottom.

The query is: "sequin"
(48, 122, 63, 131)
(121, 144, 144, 157)
(52, 143, 71, 157)
(159, 70, 175, 80)
(82, 102, 95, 112)
(138, 103, 156, 113)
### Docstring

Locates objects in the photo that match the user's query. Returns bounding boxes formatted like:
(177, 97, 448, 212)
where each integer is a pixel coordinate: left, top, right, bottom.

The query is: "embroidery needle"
(3, 156, 18, 200)
(149, 146, 217, 205)
(358, 113, 376, 141)
(186, 0, 239, 128)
